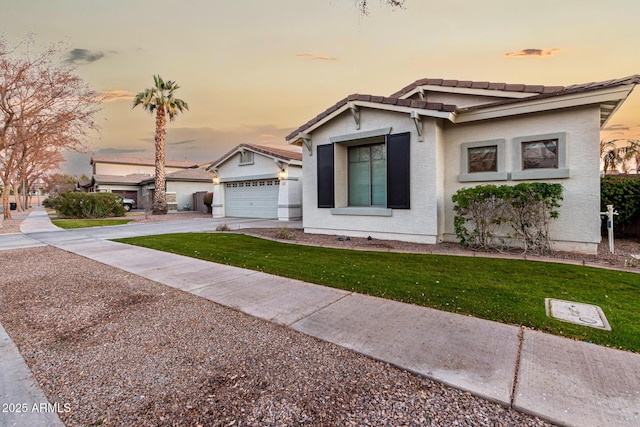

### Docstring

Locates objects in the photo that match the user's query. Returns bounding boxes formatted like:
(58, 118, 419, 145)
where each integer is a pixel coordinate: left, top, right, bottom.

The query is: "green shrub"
(453, 183, 563, 254)
(54, 192, 126, 218)
(600, 176, 640, 237)
(43, 197, 58, 209)
(452, 185, 510, 249)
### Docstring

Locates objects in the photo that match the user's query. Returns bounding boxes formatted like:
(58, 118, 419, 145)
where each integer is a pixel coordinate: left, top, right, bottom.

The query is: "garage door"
(225, 179, 279, 219)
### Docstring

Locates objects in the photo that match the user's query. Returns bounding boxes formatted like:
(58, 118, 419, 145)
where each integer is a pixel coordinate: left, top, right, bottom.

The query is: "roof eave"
(398, 85, 538, 100)
(455, 84, 636, 124)
(285, 101, 456, 143)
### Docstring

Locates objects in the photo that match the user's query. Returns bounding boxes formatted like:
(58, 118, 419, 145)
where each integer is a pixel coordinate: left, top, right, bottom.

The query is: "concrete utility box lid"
(545, 298, 611, 331)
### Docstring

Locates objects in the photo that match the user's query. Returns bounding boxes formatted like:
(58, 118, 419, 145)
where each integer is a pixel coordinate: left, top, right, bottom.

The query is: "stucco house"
(140, 164, 215, 211)
(81, 156, 211, 211)
(286, 75, 640, 254)
(207, 144, 302, 221)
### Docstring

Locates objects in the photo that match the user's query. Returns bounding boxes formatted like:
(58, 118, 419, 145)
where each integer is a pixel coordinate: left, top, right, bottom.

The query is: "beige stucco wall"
(302, 104, 602, 253)
(167, 181, 214, 211)
(442, 105, 602, 253)
(302, 109, 441, 244)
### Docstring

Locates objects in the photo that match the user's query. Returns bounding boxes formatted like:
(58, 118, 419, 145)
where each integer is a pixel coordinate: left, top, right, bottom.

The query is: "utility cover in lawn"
(545, 298, 611, 331)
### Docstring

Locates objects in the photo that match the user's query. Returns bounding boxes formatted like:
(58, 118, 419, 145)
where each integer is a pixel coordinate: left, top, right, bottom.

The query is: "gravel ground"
(0, 247, 553, 426)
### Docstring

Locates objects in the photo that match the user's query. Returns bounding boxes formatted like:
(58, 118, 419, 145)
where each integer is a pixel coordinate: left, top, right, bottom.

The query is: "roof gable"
(285, 94, 456, 142)
(208, 143, 302, 170)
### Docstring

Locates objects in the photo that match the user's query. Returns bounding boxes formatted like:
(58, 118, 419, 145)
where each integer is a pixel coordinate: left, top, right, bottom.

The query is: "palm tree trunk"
(152, 107, 167, 215)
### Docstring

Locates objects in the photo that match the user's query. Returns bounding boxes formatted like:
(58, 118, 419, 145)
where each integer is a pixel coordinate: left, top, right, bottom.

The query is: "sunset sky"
(2, 0, 640, 175)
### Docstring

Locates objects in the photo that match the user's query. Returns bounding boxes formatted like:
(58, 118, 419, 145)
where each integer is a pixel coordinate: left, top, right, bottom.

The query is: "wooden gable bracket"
(299, 133, 312, 156)
(410, 111, 424, 142)
(348, 102, 360, 129)
(417, 87, 426, 101)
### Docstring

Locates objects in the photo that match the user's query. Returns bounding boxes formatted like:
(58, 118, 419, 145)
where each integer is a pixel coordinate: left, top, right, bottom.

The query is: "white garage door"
(225, 179, 279, 219)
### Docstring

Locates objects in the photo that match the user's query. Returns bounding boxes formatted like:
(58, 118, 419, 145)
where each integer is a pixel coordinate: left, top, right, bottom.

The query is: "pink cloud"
(505, 48, 560, 57)
(295, 53, 337, 61)
(99, 90, 135, 102)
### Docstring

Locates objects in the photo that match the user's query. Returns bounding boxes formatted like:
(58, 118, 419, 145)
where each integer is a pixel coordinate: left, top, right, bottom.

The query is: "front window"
(522, 140, 558, 169)
(348, 143, 386, 206)
(468, 145, 498, 173)
(459, 139, 507, 183)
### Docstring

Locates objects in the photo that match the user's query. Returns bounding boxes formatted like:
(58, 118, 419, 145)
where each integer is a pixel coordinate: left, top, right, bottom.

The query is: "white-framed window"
(512, 132, 569, 180)
(239, 151, 254, 165)
(459, 139, 507, 182)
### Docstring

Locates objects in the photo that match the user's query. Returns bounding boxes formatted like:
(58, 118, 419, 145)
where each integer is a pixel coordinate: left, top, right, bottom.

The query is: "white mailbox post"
(600, 204, 618, 254)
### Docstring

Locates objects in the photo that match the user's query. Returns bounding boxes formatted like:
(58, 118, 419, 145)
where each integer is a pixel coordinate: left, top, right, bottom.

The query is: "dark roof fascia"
(390, 77, 563, 99)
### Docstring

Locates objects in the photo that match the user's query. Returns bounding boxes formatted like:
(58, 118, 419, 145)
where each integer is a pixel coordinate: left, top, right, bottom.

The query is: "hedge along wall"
(48, 192, 126, 218)
(452, 183, 563, 255)
(601, 175, 640, 237)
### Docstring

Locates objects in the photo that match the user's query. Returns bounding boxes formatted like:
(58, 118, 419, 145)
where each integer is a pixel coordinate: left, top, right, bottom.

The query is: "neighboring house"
(90, 156, 196, 176)
(81, 156, 207, 211)
(207, 144, 302, 220)
(286, 75, 640, 254)
(140, 165, 214, 211)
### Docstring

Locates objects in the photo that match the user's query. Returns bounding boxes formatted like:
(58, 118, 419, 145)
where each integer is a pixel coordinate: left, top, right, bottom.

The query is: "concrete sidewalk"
(2, 207, 639, 427)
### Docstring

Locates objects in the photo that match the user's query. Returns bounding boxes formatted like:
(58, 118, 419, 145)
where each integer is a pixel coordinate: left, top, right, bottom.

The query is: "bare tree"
(355, 0, 406, 15)
(0, 36, 100, 219)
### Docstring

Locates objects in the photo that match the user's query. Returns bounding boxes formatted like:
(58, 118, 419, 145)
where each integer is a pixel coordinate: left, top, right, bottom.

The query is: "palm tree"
(625, 139, 640, 173)
(133, 75, 188, 214)
(601, 139, 640, 174)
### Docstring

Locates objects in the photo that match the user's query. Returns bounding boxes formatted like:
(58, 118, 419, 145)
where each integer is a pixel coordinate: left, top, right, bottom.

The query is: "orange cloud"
(505, 48, 560, 57)
(99, 90, 135, 102)
(296, 53, 337, 61)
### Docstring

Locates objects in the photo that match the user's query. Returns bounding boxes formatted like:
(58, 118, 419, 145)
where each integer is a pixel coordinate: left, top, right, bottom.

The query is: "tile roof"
(90, 156, 198, 169)
(461, 75, 640, 111)
(161, 165, 213, 181)
(285, 94, 456, 141)
(390, 78, 565, 98)
(286, 75, 640, 142)
(249, 144, 303, 161)
(92, 174, 152, 185)
(211, 143, 302, 168)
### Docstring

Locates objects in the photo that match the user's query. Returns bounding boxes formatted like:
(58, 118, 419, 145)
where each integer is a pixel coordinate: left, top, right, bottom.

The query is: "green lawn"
(114, 233, 640, 353)
(53, 218, 132, 229)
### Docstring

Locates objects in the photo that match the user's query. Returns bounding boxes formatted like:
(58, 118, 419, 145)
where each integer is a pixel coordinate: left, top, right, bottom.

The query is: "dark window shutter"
(386, 132, 410, 209)
(317, 144, 335, 208)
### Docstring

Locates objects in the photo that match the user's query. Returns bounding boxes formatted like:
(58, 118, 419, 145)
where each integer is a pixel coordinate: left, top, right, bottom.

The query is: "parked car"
(122, 197, 136, 212)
